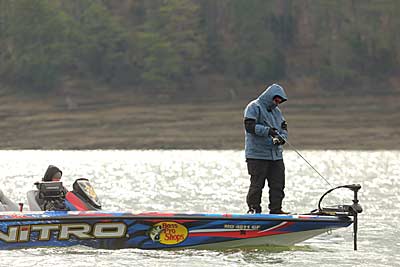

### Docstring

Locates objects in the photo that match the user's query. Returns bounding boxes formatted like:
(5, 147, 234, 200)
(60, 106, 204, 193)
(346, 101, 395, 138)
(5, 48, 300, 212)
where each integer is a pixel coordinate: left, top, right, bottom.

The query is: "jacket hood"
(257, 83, 288, 110)
(43, 165, 62, 181)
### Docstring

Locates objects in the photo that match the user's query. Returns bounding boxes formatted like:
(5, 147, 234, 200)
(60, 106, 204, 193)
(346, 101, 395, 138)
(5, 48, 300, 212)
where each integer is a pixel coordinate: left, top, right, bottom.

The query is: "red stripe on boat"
(65, 192, 90, 211)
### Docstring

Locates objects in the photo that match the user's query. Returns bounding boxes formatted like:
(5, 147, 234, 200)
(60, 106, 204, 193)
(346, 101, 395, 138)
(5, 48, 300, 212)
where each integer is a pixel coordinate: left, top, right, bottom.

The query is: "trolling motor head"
(342, 184, 361, 191)
(317, 184, 363, 215)
(343, 184, 363, 214)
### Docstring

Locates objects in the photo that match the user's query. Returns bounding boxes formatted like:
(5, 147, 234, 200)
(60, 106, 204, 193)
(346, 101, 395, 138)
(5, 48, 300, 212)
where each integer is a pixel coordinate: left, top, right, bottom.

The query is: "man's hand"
(268, 127, 279, 137)
(272, 136, 286, 145)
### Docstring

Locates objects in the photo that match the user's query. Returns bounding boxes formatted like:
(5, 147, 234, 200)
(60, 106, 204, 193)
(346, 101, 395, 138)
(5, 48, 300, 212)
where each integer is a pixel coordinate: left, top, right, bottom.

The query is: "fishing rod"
(273, 132, 333, 187)
(261, 117, 332, 187)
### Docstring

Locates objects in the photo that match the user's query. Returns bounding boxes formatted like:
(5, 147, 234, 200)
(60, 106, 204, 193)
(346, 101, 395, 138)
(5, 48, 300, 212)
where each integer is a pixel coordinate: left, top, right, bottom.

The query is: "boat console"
(27, 181, 67, 211)
(27, 178, 101, 211)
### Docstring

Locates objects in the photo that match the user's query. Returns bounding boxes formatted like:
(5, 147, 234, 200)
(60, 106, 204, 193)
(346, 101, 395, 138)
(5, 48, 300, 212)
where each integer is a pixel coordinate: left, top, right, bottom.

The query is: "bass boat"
(0, 179, 362, 250)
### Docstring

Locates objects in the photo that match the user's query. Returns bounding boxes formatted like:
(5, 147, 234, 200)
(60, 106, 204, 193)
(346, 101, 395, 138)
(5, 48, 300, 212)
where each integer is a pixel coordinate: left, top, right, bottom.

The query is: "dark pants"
(246, 159, 285, 213)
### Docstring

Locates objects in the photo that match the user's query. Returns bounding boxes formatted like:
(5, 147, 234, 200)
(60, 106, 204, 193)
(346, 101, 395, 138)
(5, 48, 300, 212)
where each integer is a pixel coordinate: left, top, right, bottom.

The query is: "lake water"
(0, 150, 399, 267)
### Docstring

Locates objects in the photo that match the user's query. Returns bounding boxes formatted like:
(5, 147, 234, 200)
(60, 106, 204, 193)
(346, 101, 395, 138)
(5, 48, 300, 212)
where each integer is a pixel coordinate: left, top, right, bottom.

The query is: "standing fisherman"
(243, 83, 289, 214)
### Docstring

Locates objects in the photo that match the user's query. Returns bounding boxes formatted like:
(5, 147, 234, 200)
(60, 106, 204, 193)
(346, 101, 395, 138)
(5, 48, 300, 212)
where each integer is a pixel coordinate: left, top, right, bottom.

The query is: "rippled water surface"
(0, 150, 399, 267)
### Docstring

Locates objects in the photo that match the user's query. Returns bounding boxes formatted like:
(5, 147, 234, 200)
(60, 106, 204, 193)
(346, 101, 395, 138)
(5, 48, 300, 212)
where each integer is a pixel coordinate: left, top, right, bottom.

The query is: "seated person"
(37, 165, 68, 211)
(43, 165, 63, 183)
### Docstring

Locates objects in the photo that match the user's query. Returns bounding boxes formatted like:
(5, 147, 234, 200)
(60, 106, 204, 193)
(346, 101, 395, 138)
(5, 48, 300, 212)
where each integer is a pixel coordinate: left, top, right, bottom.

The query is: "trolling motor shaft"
(346, 184, 362, 251)
(344, 184, 363, 214)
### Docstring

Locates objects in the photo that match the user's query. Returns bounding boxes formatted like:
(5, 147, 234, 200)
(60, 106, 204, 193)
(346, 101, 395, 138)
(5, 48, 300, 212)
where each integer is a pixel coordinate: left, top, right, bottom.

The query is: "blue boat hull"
(0, 211, 352, 250)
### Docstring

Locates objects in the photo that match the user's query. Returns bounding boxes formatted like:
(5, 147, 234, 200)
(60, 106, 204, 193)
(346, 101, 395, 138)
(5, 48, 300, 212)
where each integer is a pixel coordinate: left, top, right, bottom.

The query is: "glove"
(272, 136, 286, 145)
(268, 127, 278, 137)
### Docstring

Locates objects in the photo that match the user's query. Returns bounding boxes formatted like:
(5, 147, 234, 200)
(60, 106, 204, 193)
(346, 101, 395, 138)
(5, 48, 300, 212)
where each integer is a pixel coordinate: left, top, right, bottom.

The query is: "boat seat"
(0, 189, 19, 211)
(26, 190, 42, 211)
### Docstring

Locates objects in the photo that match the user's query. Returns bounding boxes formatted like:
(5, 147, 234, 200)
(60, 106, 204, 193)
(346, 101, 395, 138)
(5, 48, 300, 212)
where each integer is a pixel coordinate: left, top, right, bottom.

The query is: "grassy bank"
(0, 90, 398, 150)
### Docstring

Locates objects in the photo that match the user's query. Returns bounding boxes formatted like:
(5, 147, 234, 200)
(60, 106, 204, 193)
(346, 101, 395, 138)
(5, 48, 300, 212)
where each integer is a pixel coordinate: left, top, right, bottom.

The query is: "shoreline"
(1, 92, 399, 150)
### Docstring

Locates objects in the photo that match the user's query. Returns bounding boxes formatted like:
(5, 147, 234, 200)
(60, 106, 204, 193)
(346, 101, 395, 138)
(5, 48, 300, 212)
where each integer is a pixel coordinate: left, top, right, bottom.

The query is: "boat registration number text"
(224, 224, 260, 230)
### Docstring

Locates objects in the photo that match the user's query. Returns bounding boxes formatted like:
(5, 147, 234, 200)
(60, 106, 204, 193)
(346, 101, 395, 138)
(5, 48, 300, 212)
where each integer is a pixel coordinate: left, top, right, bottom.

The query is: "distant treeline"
(0, 0, 399, 93)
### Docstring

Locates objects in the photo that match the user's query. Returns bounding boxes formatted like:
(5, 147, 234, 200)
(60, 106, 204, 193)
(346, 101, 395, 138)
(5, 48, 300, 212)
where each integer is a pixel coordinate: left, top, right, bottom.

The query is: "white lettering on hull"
(0, 222, 127, 243)
(0, 227, 18, 242)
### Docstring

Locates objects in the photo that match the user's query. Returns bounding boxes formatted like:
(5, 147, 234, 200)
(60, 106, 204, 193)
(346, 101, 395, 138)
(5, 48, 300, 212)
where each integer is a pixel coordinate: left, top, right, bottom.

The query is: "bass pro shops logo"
(0, 222, 127, 243)
(148, 221, 188, 245)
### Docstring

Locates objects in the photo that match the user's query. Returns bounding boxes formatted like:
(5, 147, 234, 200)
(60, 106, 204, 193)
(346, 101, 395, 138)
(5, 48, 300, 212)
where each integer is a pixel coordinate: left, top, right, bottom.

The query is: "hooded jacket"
(42, 165, 63, 182)
(244, 83, 288, 160)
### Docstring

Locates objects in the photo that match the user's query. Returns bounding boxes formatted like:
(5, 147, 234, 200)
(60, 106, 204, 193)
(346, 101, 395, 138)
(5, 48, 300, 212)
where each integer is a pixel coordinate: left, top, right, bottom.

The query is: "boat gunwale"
(0, 213, 353, 223)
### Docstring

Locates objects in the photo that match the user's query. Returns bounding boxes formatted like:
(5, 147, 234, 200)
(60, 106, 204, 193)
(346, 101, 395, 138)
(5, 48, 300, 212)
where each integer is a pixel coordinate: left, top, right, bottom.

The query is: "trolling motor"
(316, 184, 363, 250)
